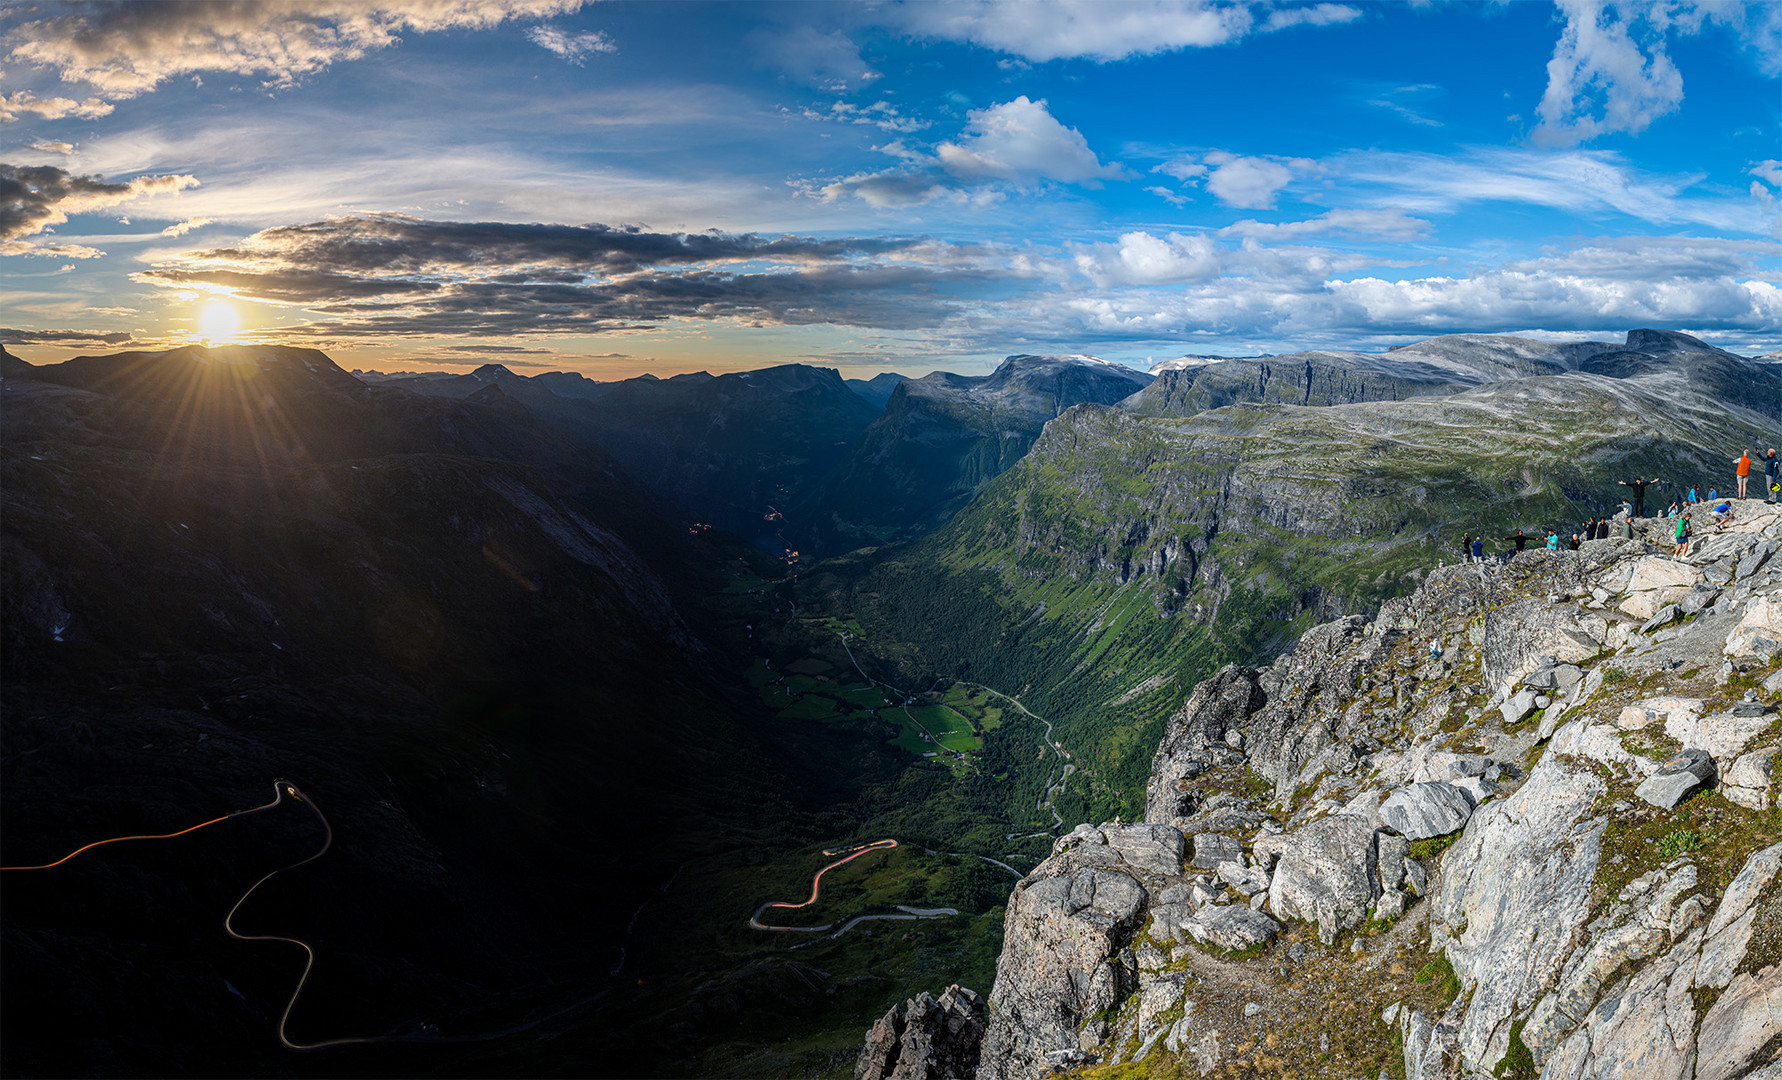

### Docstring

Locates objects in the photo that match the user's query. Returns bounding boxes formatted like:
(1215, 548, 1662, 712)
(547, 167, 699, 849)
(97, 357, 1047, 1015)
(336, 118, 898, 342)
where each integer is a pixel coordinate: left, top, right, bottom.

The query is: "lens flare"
(198, 300, 241, 343)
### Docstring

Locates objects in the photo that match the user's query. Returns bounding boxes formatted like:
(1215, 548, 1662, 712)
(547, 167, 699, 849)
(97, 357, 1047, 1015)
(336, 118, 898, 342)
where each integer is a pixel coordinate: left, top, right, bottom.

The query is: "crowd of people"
(1454, 447, 1777, 564)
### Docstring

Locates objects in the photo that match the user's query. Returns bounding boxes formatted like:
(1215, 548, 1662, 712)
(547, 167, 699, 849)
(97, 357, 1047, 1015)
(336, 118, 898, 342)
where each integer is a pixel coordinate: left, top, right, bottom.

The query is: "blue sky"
(3, 0, 1779, 378)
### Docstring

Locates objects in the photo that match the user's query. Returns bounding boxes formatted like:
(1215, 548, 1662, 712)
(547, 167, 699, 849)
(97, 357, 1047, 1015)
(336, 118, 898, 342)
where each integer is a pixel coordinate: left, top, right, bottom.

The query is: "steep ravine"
(859, 502, 1782, 1080)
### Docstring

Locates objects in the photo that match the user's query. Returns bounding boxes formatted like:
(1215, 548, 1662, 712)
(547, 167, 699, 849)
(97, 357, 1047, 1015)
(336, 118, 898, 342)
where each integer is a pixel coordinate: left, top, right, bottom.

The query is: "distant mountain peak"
(469, 363, 517, 380)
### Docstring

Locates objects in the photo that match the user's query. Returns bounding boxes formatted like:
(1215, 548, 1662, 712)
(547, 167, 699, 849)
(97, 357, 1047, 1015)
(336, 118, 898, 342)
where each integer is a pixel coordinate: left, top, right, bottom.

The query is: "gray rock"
(856, 985, 987, 1080)
(1736, 542, 1776, 582)
(1697, 966, 1782, 1080)
(1500, 688, 1539, 725)
(1287, 942, 1307, 962)
(1633, 748, 1715, 809)
(1436, 756, 1606, 1072)
(1146, 902, 1193, 945)
(1191, 832, 1243, 870)
(1380, 781, 1476, 841)
(1535, 928, 1701, 1080)
(977, 850, 1149, 1080)
(1678, 586, 1721, 615)
(1641, 604, 1682, 634)
(1104, 823, 1186, 875)
(1523, 669, 1558, 689)
(1145, 666, 1260, 824)
(1183, 902, 1280, 951)
(1215, 859, 1271, 898)
(1534, 693, 1553, 710)
(1261, 814, 1381, 945)
(1733, 701, 1777, 717)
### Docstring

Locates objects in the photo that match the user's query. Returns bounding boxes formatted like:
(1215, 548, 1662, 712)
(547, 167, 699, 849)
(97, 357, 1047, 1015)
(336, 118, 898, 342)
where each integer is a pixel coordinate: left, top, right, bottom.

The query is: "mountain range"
(2, 327, 1777, 1077)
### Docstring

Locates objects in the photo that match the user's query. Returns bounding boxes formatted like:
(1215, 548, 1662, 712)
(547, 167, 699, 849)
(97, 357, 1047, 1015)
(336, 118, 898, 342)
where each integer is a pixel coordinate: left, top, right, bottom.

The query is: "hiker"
(1736, 449, 1754, 499)
(1674, 512, 1692, 557)
(1545, 531, 1560, 551)
(1687, 485, 1700, 505)
(1618, 476, 1661, 518)
(1569, 532, 1581, 550)
(1458, 532, 1473, 563)
(1664, 501, 1679, 518)
(1470, 535, 1485, 562)
(1767, 449, 1780, 503)
(1502, 529, 1528, 559)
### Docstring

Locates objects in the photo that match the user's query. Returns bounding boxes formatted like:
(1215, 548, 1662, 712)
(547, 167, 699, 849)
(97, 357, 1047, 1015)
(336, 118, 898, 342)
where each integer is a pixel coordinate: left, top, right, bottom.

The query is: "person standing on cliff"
(1470, 535, 1485, 562)
(1735, 449, 1753, 499)
(1502, 529, 1528, 559)
(1619, 476, 1660, 518)
(1766, 449, 1779, 502)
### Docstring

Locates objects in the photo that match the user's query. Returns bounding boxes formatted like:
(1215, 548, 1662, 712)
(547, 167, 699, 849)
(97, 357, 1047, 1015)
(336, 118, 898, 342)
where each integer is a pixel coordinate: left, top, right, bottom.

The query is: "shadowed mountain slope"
(804, 354, 1153, 551)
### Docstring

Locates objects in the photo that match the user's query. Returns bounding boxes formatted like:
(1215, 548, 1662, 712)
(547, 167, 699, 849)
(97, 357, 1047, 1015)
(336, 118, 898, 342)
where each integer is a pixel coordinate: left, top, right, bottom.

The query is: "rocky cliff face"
(877, 500, 1782, 1079)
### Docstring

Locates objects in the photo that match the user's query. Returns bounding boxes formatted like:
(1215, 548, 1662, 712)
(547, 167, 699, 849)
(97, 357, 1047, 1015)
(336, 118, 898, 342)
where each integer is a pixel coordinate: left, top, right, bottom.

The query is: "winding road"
(749, 838, 900, 932)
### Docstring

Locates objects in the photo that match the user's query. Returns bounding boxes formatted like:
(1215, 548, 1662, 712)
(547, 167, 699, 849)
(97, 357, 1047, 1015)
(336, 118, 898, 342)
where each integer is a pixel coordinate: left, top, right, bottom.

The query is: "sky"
(2, 0, 1780, 379)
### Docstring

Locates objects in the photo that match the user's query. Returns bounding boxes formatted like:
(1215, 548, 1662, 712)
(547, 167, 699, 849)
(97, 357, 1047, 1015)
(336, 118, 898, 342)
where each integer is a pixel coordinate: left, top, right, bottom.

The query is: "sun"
(198, 300, 241, 343)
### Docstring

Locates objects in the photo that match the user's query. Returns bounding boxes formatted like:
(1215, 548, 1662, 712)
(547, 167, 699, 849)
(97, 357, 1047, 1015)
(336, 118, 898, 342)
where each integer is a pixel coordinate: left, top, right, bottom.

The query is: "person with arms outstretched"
(1618, 476, 1660, 518)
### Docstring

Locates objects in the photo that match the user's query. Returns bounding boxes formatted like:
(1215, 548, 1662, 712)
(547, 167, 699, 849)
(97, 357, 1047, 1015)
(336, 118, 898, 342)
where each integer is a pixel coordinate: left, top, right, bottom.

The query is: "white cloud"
(1535, 0, 1684, 144)
(748, 26, 879, 90)
(881, 0, 1359, 63)
(525, 25, 616, 64)
(1153, 157, 1209, 182)
(1753, 160, 1782, 189)
(29, 140, 76, 155)
(801, 100, 930, 133)
(1071, 231, 1221, 286)
(1339, 147, 1764, 234)
(1201, 151, 1298, 208)
(1145, 185, 1190, 206)
(161, 217, 215, 238)
(935, 97, 1126, 184)
(813, 96, 1124, 206)
(6, 0, 582, 98)
(0, 90, 113, 122)
(1219, 208, 1432, 241)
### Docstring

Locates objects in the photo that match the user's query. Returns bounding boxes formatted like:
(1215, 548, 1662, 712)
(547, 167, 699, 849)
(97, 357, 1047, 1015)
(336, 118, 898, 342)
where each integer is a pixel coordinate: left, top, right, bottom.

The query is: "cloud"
(1754, 161, 1782, 189)
(0, 90, 113, 122)
(160, 216, 214, 237)
(526, 25, 616, 63)
(135, 214, 998, 337)
(1145, 185, 1190, 206)
(1218, 208, 1432, 240)
(1200, 151, 1300, 208)
(0, 240, 106, 258)
(800, 100, 930, 133)
(1338, 147, 1765, 234)
(748, 25, 879, 90)
(1071, 231, 1221, 286)
(1021, 234, 1782, 348)
(936, 97, 1126, 183)
(1535, 0, 1684, 144)
(1366, 83, 1443, 127)
(815, 96, 1124, 206)
(2, 326, 137, 345)
(1, 162, 200, 243)
(881, 0, 1360, 63)
(6, 0, 583, 98)
(29, 141, 76, 155)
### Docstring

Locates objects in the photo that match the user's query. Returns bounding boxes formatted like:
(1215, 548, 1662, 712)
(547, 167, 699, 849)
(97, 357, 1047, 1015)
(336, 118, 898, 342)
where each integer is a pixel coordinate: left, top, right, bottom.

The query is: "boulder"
(1617, 697, 1703, 731)
(977, 851, 1149, 1080)
(1103, 823, 1185, 876)
(1625, 556, 1707, 593)
(1500, 688, 1539, 725)
(1262, 814, 1381, 945)
(856, 985, 987, 1080)
(1191, 832, 1242, 870)
(1436, 756, 1607, 1071)
(1663, 710, 1776, 774)
(1726, 595, 1782, 660)
(1380, 781, 1476, 841)
(1717, 752, 1774, 812)
(1214, 859, 1270, 898)
(1633, 748, 1716, 810)
(1182, 902, 1280, 951)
